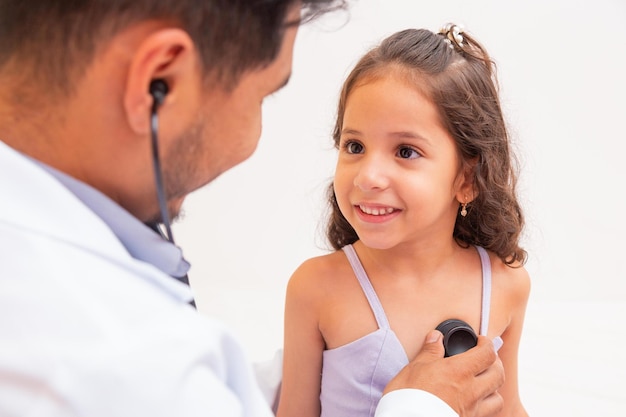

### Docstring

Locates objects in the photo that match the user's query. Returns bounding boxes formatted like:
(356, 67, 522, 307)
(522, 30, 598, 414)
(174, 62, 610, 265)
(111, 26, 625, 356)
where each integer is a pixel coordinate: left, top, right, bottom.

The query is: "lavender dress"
(319, 244, 494, 417)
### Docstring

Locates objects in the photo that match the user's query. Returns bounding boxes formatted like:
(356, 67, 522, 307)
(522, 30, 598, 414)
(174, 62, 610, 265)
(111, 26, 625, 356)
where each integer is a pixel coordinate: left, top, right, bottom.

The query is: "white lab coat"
(0, 141, 456, 417)
(0, 141, 273, 416)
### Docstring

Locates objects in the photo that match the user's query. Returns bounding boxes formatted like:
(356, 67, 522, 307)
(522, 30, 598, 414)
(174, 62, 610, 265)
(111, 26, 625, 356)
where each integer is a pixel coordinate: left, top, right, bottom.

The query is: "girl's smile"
(354, 203, 401, 223)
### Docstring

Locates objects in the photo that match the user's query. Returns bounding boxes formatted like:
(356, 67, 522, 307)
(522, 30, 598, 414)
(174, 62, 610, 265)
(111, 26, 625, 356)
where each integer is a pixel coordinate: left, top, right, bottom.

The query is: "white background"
(175, 1, 626, 415)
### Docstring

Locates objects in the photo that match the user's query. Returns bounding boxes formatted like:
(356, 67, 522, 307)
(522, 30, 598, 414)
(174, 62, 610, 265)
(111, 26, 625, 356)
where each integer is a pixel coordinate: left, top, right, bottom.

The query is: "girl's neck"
(352, 238, 466, 284)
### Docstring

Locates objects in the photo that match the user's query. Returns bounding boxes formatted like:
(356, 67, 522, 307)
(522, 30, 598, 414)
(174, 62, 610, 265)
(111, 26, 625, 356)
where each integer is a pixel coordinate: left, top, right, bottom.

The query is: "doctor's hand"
(383, 331, 504, 417)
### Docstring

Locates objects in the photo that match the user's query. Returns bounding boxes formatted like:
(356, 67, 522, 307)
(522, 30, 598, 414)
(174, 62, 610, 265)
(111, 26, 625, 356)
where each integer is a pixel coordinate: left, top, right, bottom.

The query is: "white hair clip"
(439, 23, 465, 49)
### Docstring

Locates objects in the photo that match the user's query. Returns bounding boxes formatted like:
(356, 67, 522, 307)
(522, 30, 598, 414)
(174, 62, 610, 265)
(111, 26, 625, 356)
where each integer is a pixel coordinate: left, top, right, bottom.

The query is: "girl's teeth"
(359, 205, 394, 215)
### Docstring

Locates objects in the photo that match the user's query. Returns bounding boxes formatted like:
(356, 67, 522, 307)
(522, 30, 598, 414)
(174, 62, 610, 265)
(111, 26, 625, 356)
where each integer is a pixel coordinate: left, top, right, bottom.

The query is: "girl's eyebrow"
(340, 128, 362, 136)
(342, 127, 431, 145)
(388, 131, 432, 145)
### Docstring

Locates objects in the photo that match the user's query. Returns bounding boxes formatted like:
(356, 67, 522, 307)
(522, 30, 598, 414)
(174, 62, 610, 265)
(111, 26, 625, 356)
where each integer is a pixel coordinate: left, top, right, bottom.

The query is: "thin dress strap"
(476, 246, 492, 336)
(342, 245, 390, 330)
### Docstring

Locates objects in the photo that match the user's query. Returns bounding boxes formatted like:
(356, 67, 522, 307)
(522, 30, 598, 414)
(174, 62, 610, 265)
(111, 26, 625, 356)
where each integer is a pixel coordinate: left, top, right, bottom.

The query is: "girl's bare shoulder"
(489, 252, 531, 307)
(286, 250, 354, 300)
(292, 250, 350, 277)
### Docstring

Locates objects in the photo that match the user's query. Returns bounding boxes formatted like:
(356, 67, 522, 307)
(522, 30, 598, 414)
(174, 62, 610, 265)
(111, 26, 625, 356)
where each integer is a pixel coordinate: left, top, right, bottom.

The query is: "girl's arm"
(276, 260, 326, 417)
(496, 265, 531, 417)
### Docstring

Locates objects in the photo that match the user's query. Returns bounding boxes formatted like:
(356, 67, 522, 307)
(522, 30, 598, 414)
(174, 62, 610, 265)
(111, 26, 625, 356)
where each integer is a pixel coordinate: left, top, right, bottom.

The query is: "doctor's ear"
(123, 27, 200, 135)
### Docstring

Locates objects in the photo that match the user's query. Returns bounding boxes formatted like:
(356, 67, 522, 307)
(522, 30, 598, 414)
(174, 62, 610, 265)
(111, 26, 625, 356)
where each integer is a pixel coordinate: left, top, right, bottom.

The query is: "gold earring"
(460, 202, 468, 217)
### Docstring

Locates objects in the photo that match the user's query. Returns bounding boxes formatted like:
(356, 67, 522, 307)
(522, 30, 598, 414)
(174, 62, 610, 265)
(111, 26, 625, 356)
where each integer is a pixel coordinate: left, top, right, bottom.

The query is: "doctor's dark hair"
(0, 0, 346, 96)
(326, 27, 527, 266)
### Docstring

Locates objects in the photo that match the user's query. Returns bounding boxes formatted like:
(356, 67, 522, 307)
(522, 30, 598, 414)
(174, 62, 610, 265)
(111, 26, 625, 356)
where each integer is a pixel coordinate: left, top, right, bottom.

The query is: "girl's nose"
(353, 156, 390, 192)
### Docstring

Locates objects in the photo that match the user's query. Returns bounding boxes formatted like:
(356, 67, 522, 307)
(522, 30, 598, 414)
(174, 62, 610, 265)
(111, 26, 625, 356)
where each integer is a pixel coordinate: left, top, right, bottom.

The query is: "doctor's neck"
(0, 68, 162, 224)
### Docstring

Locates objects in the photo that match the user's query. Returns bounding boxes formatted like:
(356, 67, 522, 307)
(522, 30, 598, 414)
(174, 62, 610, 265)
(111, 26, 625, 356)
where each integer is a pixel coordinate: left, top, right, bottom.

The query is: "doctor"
(0, 1, 503, 416)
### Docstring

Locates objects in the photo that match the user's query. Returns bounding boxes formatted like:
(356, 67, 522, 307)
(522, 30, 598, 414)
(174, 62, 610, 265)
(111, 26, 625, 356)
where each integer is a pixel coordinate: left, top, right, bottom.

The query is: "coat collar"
(0, 140, 193, 304)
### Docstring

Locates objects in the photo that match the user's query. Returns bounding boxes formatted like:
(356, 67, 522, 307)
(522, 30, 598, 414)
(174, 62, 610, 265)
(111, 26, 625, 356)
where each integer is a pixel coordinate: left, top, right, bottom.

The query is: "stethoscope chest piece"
(435, 318, 477, 357)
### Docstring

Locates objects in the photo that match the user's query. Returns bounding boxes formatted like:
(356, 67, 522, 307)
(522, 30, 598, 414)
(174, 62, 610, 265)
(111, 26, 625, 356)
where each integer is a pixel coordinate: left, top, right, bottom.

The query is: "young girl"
(277, 24, 530, 417)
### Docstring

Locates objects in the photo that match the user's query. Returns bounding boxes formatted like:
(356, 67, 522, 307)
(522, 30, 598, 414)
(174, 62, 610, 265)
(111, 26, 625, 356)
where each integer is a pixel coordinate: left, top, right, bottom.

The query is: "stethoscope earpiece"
(149, 79, 169, 110)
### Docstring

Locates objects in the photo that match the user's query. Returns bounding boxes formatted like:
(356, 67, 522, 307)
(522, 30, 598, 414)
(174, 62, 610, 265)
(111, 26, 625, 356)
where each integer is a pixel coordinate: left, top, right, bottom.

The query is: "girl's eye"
(344, 140, 364, 154)
(397, 146, 420, 159)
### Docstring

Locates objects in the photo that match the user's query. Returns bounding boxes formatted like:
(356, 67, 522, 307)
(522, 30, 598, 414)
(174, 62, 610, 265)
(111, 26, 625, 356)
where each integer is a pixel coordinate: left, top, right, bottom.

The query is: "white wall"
(175, 0, 626, 415)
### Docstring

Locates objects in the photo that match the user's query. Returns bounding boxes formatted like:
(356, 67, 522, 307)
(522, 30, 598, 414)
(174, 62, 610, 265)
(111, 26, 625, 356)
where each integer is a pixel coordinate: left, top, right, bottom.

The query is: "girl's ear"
(455, 158, 478, 204)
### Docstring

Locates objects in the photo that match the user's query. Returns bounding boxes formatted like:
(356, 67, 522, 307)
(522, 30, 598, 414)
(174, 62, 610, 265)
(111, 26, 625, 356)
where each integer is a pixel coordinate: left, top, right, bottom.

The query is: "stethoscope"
(148, 79, 195, 302)
(148, 79, 174, 244)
